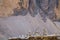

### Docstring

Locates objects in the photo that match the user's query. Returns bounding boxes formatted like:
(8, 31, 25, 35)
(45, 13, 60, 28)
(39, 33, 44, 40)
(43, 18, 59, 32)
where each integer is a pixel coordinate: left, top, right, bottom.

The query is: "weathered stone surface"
(55, 0, 60, 20)
(0, 0, 20, 17)
(0, 0, 60, 20)
(0, 0, 56, 18)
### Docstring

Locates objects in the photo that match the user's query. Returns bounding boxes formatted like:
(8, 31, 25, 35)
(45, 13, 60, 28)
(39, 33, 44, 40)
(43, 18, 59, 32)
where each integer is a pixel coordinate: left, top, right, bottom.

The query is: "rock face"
(0, 0, 29, 17)
(0, 0, 56, 18)
(0, 0, 59, 20)
(0, 0, 20, 17)
(55, 0, 60, 20)
(0, 0, 59, 21)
